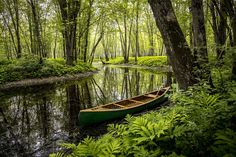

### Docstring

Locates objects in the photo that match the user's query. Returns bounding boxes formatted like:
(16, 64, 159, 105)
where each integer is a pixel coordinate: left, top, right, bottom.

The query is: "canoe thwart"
(129, 99, 144, 104)
(102, 104, 123, 109)
(115, 99, 141, 107)
(132, 95, 154, 103)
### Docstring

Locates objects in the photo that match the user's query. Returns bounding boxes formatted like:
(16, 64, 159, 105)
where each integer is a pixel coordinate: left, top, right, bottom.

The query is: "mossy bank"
(106, 56, 167, 68)
(0, 57, 96, 85)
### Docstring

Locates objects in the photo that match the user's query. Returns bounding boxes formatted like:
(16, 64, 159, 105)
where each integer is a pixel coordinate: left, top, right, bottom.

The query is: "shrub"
(0, 58, 96, 84)
(51, 81, 236, 157)
(107, 56, 167, 67)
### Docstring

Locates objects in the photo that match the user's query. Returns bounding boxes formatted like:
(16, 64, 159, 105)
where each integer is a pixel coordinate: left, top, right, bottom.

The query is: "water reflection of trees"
(66, 85, 80, 137)
(0, 66, 169, 156)
(94, 66, 167, 102)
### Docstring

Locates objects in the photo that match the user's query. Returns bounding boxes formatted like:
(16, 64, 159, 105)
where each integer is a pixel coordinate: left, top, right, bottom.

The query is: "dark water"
(0, 65, 171, 157)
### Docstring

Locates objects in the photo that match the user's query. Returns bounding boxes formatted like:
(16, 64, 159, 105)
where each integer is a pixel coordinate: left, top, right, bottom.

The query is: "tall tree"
(57, 0, 80, 65)
(148, 0, 196, 89)
(27, 0, 44, 61)
(223, 0, 236, 80)
(191, 0, 211, 81)
(3, 0, 21, 58)
(135, 0, 140, 63)
(210, 0, 227, 60)
(82, 0, 94, 63)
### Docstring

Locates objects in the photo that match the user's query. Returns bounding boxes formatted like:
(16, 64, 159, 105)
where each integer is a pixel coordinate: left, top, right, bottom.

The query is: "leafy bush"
(0, 58, 96, 84)
(51, 81, 236, 157)
(107, 56, 167, 67)
(0, 59, 13, 65)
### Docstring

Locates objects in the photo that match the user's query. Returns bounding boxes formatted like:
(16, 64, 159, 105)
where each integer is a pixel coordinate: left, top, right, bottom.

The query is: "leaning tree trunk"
(148, 0, 196, 90)
(13, 0, 21, 58)
(191, 0, 211, 82)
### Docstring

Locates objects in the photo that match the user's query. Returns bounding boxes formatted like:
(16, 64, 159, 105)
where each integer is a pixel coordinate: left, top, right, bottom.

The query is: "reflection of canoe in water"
(79, 87, 170, 126)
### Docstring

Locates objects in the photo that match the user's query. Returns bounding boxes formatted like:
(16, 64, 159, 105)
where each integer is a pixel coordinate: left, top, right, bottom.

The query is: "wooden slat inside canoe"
(116, 100, 142, 107)
(132, 95, 154, 103)
(113, 103, 126, 108)
(101, 104, 123, 109)
(145, 94, 157, 98)
(129, 99, 144, 104)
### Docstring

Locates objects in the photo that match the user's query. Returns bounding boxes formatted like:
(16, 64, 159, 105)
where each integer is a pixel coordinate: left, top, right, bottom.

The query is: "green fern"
(213, 129, 236, 157)
(107, 123, 128, 136)
(199, 93, 219, 107)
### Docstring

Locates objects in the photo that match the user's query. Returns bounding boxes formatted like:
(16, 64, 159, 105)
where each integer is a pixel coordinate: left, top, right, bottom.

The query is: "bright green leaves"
(0, 58, 95, 84)
(107, 56, 167, 67)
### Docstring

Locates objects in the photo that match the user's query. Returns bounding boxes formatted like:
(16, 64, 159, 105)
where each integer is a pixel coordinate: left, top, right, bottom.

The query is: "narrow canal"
(0, 65, 171, 156)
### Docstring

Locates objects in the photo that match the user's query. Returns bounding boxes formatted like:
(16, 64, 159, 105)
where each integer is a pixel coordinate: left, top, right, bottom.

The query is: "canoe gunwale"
(81, 87, 170, 113)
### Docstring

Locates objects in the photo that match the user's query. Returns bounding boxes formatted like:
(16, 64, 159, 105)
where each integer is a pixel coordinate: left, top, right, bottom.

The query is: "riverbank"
(0, 57, 96, 87)
(51, 80, 236, 157)
(0, 71, 97, 91)
(106, 56, 167, 67)
(108, 64, 172, 73)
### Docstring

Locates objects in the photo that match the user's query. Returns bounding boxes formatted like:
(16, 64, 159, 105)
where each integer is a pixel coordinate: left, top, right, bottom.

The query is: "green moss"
(0, 58, 96, 84)
(107, 56, 167, 67)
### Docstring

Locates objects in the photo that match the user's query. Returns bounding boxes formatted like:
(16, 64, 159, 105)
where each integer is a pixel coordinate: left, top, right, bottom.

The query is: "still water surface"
(0, 65, 170, 156)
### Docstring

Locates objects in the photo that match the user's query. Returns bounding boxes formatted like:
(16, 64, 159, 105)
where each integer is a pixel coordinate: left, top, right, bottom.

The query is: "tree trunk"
(89, 30, 104, 64)
(83, 0, 94, 63)
(148, 0, 196, 90)
(191, 0, 211, 81)
(14, 0, 21, 58)
(135, 1, 140, 63)
(53, 31, 58, 59)
(210, 0, 227, 60)
(224, 0, 236, 80)
(58, 0, 80, 65)
(27, 0, 43, 61)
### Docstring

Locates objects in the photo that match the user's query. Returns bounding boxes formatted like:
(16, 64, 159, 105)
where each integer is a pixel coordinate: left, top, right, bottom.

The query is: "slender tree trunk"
(27, 0, 43, 61)
(191, 0, 211, 81)
(4, 0, 21, 58)
(135, 1, 140, 63)
(148, 0, 196, 90)
(124, 13, 128, 63)
(210, 0, 227, 60)
(83, 0, 93, 63)
(53, 31, 58, 59)
(2, 16, 18, 56)
(14, 0, 21, 58)
(89, 31, 104, 64)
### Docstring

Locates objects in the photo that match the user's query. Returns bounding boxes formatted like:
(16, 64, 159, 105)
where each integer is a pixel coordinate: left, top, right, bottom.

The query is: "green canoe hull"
(79, 94, 168, 126)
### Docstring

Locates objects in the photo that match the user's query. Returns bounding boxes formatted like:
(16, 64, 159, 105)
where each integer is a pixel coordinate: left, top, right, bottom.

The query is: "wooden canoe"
(79, 87, 170, 126)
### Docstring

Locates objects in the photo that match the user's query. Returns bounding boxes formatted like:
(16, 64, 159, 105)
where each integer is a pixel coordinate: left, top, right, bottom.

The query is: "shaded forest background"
(0, 0, 235, 89)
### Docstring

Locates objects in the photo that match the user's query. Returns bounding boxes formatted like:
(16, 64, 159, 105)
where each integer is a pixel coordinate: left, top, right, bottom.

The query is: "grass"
(0, 57, 96, 84)
(106, 56, 167, 67)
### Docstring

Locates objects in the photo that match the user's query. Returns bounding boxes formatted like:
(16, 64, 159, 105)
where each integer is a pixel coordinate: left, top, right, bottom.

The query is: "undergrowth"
(107, 56, 167, 67)
(0, 57, 96, 84)
(50, 81, 236, 157)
